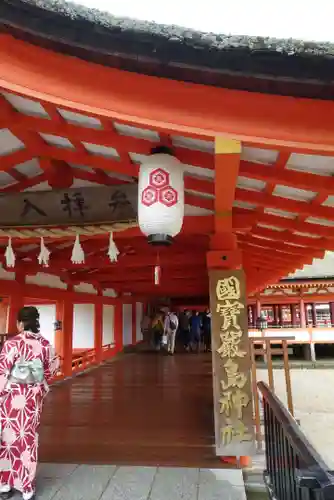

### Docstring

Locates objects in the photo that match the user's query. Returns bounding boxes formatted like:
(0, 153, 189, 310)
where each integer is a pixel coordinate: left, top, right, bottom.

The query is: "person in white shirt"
(164, 311, 179, 355)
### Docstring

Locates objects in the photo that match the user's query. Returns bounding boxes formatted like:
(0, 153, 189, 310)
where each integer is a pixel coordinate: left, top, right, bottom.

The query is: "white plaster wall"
(73, 303, 95, 349)
(102, 304, 115, 345)
(136, 302, 143, 342)
(122, 303, 132, 346)
(26, 304, 56, 346)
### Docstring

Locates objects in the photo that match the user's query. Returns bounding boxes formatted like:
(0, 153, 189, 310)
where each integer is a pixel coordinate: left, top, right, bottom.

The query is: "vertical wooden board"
(209, 269, 255, 456)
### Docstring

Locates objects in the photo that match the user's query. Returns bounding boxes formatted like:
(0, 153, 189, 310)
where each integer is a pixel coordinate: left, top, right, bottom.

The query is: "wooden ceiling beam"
(8, 117, 214, 171)
(238, 234, 324, 257)
(252, 226, 334, 251)
(11, 252, 206, 272)
(240, 160, 334, 196)
(237, 208, 334, 239)
(235, 188, 334, 222)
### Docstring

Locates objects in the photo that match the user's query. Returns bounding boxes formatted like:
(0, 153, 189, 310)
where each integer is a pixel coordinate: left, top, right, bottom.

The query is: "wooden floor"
(39, 351, 227, 468)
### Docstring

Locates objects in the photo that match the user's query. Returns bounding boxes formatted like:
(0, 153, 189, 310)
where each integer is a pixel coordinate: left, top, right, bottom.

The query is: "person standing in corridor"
(190, 310, 202, 353)
(0, 306, 59, 500)
(202, 308, 212, 352)
(164, 311, 179, 355)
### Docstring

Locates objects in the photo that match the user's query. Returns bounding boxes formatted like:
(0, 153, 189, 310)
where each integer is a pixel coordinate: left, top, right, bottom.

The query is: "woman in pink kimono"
(0, 307, 58, 500)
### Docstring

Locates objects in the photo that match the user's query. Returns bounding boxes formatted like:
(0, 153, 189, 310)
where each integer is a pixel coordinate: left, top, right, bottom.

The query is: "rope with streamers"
(0, 222, 138, 240)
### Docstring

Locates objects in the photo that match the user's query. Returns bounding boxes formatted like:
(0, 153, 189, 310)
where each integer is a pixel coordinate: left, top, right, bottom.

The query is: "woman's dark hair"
(17, 306, 40, 333)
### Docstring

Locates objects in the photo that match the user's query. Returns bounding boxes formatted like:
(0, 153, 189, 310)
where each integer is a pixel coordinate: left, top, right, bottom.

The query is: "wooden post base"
(220, 456, 251, 468)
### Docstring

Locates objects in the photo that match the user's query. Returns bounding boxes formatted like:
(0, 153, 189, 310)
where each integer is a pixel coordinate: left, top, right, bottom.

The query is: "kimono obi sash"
(9, 358, 44, 385)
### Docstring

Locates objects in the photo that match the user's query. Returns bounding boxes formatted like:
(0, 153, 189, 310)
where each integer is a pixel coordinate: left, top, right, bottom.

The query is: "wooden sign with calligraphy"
(209, 269, 255, 456)
(0, 185, 138, 227)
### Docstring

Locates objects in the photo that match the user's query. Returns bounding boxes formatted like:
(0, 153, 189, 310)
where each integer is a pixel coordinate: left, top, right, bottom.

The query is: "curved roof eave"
(1, 0, 334, 99)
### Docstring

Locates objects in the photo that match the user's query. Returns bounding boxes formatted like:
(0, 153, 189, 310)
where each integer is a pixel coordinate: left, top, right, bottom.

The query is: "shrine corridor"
(39, 352, 225, 468)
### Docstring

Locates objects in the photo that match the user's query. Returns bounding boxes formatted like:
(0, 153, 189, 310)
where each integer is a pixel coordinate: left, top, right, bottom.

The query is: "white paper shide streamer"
(108, 232, 119, 262)
(71, 234, 85, 264)
(38, 237, 51, 267)
(5, 237, 15, 268)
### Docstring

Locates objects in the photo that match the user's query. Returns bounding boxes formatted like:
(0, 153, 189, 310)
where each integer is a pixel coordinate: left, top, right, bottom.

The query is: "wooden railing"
(250, 337, 294, 449)
(50, 343, 117, 382)
(258, 381, 334, 500)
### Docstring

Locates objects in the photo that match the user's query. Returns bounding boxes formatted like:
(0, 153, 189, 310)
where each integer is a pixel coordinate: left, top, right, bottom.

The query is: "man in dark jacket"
(202, 308, 212, 352)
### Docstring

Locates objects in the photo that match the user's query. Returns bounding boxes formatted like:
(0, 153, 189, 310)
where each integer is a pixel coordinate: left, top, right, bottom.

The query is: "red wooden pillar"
(291, 304, 297, 327)
(255, 299, 261, 318)
(311, 303, 317, 327)
(60, 299, 74, 377)
(208, 136, 251, 468)
(114, 301, 123, 352)
(299, 298, 306, 328)
(329, 302, 334, 326)
(55, 301, 64, 357)
(7, 277, 25, 334)
(132, 303, 137, 345)
(278, 305, 284, 326)
(94, 300, 103, 363)
(273, 305, 279, 326)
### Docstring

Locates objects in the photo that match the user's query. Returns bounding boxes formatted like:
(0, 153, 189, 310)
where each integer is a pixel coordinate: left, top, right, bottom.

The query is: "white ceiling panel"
(184, 204, 214, 215)
(322, 195, 334, 207)
(83, 142, 119, 159)
(233, 200, 257, 210)
(257, 223, 285, 231)
(0, 129, 24, 156)
(183, 165, 214, 180)
(264, 208, 297, 219)
(286, 153, 334, 176)
(0, 171, 15, 187)
(272, 185, 317, 202)
(40, 133, 75, 149)
(57, 108, 102, 129)
(2, 92, 49, 118)
(293, 231, 321, 239)
(15, 158, 42, 178)
(185, 189, 214, 199)
(114, 122, 159, 142)
(71, 164, 95, 174)
(237, 176, 266, 192)
(241, 147, 278, 165)
(171, 135, 214, 153)
(305, 217, 334, 227)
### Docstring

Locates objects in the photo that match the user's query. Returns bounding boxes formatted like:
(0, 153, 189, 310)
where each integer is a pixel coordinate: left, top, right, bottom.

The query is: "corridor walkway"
(39, 352, 222, 468)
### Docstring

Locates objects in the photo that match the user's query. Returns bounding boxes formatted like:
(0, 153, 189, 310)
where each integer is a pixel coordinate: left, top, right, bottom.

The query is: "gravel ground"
(257, 368, 334, 468)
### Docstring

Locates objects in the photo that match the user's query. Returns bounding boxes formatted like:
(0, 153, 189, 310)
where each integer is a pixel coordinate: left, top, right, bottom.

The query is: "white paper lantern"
(138, 153, 184, 244)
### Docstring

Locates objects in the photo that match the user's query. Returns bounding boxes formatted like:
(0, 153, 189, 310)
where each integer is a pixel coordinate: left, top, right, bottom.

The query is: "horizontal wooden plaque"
(209, 269, 255, 456)
(0, 184, 137, 227)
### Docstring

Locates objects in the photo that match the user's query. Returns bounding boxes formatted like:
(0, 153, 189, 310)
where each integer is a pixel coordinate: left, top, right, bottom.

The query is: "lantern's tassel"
(5, 237, 15, 268)
(38, 237, 50, 267)
(154, 265, 161, 286)
(71, 234, 85, 264)
(108, 232, 119, 263)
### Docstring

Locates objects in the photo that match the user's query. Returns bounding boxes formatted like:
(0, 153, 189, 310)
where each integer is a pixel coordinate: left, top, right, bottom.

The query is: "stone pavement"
(17, 464, 247, 500)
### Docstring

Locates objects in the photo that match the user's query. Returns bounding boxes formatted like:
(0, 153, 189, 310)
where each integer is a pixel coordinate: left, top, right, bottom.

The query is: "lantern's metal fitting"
(150, 145, 175, 156)
(148, 234, 173, 246)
